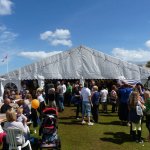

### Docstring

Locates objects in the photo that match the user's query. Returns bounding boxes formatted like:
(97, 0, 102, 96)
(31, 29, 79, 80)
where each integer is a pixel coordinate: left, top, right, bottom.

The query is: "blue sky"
(0, 0, 150, 75)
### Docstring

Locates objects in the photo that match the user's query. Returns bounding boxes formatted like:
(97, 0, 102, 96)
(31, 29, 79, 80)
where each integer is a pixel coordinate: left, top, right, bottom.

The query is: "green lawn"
(56, 105, 149, 150)
(1, 105, 150, 150)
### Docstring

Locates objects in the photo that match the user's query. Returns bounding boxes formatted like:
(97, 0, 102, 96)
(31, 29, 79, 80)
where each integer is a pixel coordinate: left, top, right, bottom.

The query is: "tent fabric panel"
(1, 45, 150, 80)
(35, 48, 82, 79)
(140, 67, 150, 80)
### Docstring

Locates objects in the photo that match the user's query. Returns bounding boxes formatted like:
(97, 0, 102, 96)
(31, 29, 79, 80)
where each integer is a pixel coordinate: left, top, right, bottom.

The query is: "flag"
(4, 55, 7, 59)
(0, 81, 4, 102)
(0, 81, 4, 95)
(1, 55, 8, 62)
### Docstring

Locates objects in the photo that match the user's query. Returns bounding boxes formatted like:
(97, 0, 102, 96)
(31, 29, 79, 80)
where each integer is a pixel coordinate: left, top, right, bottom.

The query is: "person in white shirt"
(80, 82, 93, 126)
(100, 85, 108, 113)
(3, 109, 29, 148)
(61, 80, 66, 94)
(36, 88, 46, 117)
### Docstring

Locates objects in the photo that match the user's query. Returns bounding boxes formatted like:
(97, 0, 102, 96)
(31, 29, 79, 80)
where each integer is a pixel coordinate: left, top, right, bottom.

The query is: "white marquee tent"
(1, 45, 150, 91)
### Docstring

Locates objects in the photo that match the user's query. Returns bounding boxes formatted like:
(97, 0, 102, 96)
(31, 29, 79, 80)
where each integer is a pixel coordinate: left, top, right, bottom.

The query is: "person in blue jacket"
(118, 81, 133, 125)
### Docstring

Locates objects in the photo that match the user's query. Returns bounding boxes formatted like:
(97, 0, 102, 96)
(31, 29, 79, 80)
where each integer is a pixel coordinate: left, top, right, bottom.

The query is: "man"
(0, 98, 12, 113)
(118, 81, 133, 125)
(100, 85, 108, 113)
(66, 82, 72, 106)
(61, 80, 66, 95)
(80, 82, 93, 126)
(61, 80, 66, 105)
(56, 81, 64, 112)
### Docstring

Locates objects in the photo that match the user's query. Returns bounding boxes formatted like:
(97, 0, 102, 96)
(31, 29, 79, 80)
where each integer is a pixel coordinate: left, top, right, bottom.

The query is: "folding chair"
(6, 127, 32, 150)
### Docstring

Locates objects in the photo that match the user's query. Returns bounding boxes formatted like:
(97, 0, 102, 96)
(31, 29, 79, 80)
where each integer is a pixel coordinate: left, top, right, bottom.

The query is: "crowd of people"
(0, 79, 150, 149)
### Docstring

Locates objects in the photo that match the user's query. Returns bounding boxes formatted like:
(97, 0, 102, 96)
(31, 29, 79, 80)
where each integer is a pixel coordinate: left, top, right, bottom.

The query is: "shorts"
(82, 101, 91, 117)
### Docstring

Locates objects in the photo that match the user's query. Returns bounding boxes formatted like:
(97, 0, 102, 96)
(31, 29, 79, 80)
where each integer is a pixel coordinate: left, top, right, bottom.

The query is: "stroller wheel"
(56, 137, 61, 150)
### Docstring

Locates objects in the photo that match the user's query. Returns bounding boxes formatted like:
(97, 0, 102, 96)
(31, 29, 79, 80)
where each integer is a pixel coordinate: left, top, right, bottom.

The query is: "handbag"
(136, 105, 143, 116)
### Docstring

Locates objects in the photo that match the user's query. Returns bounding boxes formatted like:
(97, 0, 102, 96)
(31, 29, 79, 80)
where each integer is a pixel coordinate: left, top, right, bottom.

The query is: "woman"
(73, 86, 82, 119)
(36, 88, 46, 116)
(3, 108, 29, 149)
(136, 83, 145, 100)
(128, 91, 144, 143)
(110, 85, 118, 113)
(91, 86, 100, 123)
(47, 88, 56, 108)
(24, 94, 32, 111)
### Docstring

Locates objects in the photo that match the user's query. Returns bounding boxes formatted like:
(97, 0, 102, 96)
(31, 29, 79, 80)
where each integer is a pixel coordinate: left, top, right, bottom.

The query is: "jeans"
(58, 95, 64, 111)
(92, 104, 99, 123)
(76, 102, 82, 118)
(82, 101, 91, 117)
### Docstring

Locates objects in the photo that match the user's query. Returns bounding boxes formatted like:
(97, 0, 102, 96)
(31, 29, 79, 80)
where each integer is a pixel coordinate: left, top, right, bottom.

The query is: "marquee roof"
(1, 46, 150, 80)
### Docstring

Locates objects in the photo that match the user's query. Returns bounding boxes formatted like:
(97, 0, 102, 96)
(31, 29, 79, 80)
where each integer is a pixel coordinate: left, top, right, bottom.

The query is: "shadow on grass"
(100, 113, 118, 117)
(59, 116, 75, 120)
(99, 120, 121, 126)
(59, 119, 82, 125)
(100, 131, 132, 144)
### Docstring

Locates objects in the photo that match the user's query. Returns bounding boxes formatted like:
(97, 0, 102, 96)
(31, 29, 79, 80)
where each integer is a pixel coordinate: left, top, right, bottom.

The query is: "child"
(17, 99, 31, 121)
(129, 91, 144, 143)
(16, 107, 30, 138)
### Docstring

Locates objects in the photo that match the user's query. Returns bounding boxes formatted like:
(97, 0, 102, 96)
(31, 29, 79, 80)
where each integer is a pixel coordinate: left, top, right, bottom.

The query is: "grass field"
(56, 105, 150, 150)
(1, 105, 150, 150)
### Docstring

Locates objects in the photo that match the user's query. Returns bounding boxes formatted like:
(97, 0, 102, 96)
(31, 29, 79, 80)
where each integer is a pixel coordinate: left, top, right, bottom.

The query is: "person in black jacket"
(0, 98, 12, 113)
(91, 86, 100, 123)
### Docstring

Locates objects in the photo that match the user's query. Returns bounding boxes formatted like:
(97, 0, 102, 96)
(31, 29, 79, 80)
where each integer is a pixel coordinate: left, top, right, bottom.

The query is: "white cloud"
(0, 25, 6, 31)
(145, 40, 150, 48)
(112, 48, 150, 62)
(51, 39, 72, 46)
(40, 31, 53, 40)
(0, 24, 18, 43)
(40, 29, 72, 47)
(0, 0, 13, 15)
(19, 51, 62, 60)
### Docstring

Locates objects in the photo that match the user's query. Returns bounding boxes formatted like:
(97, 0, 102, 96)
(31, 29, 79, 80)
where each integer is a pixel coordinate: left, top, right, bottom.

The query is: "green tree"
(146, 61, 150, 68)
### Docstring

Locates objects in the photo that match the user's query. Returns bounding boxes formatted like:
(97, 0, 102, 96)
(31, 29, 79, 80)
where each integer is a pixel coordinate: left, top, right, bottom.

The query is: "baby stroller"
(39, 107, 61, 150)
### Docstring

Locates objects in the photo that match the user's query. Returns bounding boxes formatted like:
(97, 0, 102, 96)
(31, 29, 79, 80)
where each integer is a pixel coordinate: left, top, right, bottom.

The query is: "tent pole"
(80, 76, 84, 87)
